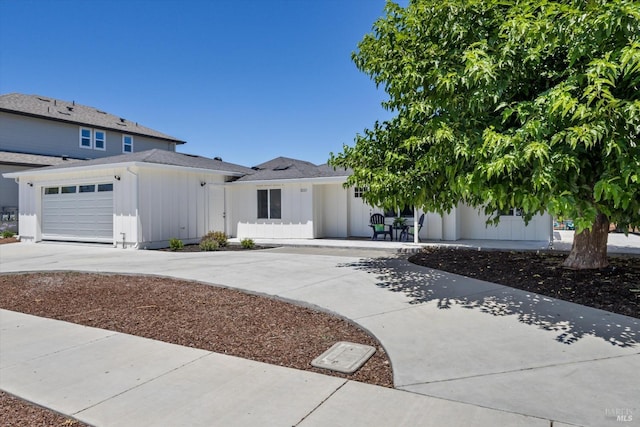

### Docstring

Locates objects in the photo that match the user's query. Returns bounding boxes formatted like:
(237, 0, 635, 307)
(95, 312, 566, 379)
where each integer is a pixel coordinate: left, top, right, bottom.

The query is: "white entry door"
(349, 187, 373, 237)
(41, 183, 114, 243)
(207, 185, 226, 233)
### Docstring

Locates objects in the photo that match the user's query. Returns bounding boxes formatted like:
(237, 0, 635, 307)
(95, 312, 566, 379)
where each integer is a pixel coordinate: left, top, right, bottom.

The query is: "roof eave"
(0, 108, 187, 144)
(3, 161, 247, 179)
(231, 176, 347, 185)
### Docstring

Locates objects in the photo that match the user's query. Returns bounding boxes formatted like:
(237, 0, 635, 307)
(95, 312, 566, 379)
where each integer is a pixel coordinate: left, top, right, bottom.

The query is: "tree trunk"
(562, 213, 610, 270)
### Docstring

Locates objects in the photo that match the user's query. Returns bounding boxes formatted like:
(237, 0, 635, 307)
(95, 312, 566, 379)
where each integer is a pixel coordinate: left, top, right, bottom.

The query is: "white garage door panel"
(42, 189, 113, 242)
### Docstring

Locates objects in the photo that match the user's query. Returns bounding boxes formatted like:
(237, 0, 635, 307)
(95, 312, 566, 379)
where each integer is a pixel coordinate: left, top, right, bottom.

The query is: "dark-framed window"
(257, 189, 281, 219)
(500, 208, 523, 217)
(385, 206, 414, 217)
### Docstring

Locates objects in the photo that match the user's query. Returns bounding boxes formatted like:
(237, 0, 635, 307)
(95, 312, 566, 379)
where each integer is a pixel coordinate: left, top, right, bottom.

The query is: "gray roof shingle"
(0, 93, 186, 144)
(235, 156, 349, 182)
(0, 151, 82, 167)
(15, 149, 255, 176)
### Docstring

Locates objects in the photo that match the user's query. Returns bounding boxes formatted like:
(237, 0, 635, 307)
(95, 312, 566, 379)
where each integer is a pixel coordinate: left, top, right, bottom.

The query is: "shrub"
(169, 238, 184, 251)
(199, 238, 219, 251)
(2, 230, 16, 238)
(240, 238, 255, 249)
(202, 231, 228, 247)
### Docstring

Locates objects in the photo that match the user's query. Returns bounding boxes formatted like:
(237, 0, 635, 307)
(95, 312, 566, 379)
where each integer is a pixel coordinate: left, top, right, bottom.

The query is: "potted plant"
(393, 217, 406, 227)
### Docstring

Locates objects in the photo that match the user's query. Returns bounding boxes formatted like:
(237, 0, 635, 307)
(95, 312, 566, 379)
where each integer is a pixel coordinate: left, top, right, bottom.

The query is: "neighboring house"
(4, 151, 552, 247)
(0, 93, 186, 231)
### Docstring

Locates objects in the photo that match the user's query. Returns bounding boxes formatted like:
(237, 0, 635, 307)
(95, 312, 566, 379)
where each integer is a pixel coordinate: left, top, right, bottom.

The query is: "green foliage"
(2, 230, 16, 238)
(330, 0, 640, 237)
(202, 231, 228, 247)
(199, 238, 219, 251)
(169, 238, 184, 251)
(240, 238, 255, 249)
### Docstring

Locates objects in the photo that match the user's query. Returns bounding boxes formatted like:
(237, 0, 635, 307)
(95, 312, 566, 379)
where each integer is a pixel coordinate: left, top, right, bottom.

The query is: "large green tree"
(330, 0, 640, 269)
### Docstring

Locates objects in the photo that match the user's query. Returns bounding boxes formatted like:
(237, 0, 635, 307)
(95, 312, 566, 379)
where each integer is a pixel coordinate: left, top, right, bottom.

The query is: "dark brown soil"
(161, 243, 273, 252)
(0, 390, 87, 427)
(409, 248, 640, 319)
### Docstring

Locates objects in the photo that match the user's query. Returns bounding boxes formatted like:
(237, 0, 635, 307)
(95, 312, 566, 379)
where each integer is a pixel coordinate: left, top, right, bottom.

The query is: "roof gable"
(0, 93, 185, 144)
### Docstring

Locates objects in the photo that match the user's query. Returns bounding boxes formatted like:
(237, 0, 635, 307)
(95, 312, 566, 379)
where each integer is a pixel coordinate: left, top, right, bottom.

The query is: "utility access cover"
(311, 341, 376, 374)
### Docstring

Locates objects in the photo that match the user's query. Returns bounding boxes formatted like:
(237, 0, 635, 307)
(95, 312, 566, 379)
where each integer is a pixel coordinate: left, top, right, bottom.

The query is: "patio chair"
(369, 213, 392, 240)
(400, 213, 425, 242)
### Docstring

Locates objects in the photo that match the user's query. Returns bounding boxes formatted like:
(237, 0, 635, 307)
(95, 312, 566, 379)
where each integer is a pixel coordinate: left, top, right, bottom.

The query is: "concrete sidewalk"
(1, 240, 639, 426)
(1, 309, 553, 427)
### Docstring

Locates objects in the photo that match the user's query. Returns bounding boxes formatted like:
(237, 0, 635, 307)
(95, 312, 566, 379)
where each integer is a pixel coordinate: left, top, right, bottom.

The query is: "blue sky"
(0, 0, 401, 167)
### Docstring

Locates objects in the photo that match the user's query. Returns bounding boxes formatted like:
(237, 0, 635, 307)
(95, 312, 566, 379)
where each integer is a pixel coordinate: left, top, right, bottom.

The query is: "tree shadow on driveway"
(339, 256, 640, 348)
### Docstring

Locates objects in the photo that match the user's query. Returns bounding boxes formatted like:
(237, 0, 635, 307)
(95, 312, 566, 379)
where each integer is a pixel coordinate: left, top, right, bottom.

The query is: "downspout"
(125, 167, 140, 249)
(414, 208, 419, 244)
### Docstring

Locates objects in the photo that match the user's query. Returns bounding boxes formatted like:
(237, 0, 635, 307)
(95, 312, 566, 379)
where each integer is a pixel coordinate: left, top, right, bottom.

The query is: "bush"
(199, 238, 219, 251)
(240, 238, 255, 249)
(202, 231, 228, 247)
(169, 238, 184, 251)
(2, 230, 16, 238)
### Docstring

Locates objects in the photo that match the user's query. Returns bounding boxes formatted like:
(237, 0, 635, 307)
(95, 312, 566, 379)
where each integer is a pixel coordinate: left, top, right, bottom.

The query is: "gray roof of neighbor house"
(235, 156, 349, 182)
(0, 151, 82, 167)
(0, 93, 186, 144)
(8, 149, 255, 176)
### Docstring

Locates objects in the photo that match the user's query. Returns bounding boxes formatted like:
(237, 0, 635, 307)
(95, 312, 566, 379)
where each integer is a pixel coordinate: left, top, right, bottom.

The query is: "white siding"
(232, 182, 316, 239)
(315, 184, 348, 238)
(136, 168, 226, 248)
(458, 205, 552, 241)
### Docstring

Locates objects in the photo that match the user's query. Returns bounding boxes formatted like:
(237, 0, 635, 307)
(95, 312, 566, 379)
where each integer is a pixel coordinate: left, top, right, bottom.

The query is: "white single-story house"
(3, 150, 552, 248)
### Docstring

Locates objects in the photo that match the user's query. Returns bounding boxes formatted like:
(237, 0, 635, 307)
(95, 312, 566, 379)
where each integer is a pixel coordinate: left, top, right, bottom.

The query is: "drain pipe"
(125, 167, 140, 249)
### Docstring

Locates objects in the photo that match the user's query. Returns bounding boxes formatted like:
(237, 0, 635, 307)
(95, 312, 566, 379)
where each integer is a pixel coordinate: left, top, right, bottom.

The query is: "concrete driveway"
(1, 242, 639, 426)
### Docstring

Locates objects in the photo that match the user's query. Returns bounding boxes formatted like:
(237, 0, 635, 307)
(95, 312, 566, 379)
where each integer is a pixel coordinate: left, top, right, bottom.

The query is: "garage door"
(42, 183, 113, 242)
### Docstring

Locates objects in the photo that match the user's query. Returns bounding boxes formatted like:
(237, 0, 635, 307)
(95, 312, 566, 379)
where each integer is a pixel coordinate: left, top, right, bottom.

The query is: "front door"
(348, 187, 372, 237)
(208, 185, 226, 233)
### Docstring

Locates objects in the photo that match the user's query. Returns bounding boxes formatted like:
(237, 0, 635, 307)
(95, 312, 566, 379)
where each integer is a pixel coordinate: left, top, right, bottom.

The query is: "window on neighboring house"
(257, 189, 281, 219)
(94, 130, 106, 150)
(80, 127, 107, 150)
(123, 135, 133, 153)
(80, 128, 92, 148)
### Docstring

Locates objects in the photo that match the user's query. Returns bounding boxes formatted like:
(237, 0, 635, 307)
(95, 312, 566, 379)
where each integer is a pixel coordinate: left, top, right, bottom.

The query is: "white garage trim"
(42, 183, 113, 243)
